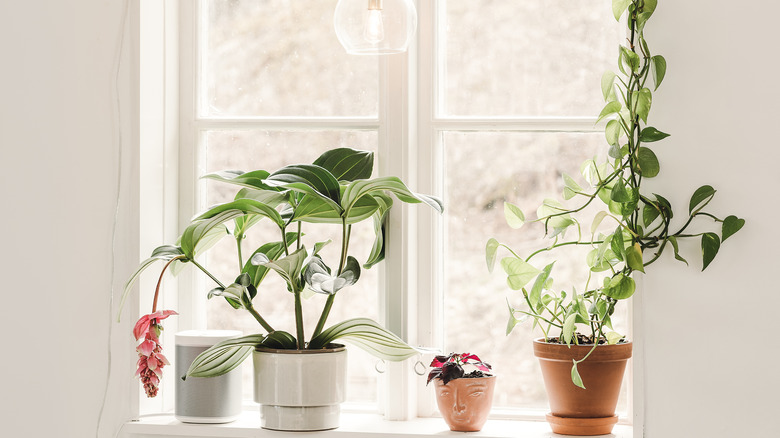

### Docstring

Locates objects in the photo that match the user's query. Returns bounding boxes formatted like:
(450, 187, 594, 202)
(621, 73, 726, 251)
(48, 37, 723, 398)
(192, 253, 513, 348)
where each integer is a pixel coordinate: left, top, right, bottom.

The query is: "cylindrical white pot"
(175, 330, 243, 423)
(253, 344, 347, 431)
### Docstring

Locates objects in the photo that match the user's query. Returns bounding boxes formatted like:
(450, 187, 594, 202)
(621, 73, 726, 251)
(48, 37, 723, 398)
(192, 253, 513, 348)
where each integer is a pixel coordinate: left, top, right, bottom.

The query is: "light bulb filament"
(364, 9, 384, 44)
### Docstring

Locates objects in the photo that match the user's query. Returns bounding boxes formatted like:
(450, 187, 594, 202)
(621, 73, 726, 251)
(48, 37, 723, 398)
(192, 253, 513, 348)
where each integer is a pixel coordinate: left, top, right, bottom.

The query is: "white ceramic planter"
(253, 344, 347, 431)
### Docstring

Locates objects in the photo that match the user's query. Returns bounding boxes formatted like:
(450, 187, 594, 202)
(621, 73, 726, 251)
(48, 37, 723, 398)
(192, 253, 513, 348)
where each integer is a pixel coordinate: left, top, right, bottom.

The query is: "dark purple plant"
(427, 353, 492, 385)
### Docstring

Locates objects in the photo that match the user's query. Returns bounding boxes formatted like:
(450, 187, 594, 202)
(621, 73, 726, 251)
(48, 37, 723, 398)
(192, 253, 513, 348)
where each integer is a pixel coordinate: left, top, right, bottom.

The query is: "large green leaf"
(185, 334, 267, 378)
(260, 330, 298, 349)
(202, 170, 274, 191)
(597, 101, 622, 123)
(364, 193, 393, 269)
(722, 215, 745, 242)
(701, 233, 721, 271)
(180, 210, 240, 260)
(243, 233, 299, 287)
(634, 88, 653, 123)
(261, 246, 308, 292)
(293, 192, 379, 224)
(689, 185, 716, 215)
(529, 263, 555, 311)
(605, 119, 622, 147)
(264, 164, 343, 209)
(501, 257, 541, 290)
(651, 55, 667, 91)
(602, 273, 636, 300)
(504, 202, 525, 228)
(639, 127, 670, 143)
(308, 318, 419, 361)
(313, 148, 374, 182)
(625, 243, 645, 273)
(341, 176, 443, 217)
(601, 71, 616, 101)
(612, 0, 631, 21)
(194, 198, 284, 228)
(637, 147, 660, 178)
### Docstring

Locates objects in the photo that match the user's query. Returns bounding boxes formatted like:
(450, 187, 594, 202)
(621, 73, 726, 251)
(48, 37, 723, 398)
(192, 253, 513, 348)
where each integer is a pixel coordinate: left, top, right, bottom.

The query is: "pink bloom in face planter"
(133, 310, 177, 398)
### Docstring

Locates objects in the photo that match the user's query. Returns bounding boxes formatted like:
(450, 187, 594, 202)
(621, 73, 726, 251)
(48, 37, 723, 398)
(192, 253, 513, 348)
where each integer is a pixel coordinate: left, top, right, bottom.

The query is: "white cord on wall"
(97, 0, 130, 437)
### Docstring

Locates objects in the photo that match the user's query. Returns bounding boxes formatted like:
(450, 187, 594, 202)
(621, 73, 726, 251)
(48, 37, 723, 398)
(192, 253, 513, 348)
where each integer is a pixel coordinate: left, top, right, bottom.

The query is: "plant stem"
(236, 236, 244, 272)
(152, 255, 186, 312)
(294, 289, 305, 349)
(246, 303, 275, 333)
(190, 259, 226, 289)
(311, 219, 351, 339)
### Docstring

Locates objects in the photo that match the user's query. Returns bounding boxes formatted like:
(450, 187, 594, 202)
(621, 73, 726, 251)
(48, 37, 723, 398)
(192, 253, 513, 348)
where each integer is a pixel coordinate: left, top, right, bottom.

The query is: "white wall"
(0, 1, 138, 437)
(0, 1, 776, 437)
(641, 1, 780, 437)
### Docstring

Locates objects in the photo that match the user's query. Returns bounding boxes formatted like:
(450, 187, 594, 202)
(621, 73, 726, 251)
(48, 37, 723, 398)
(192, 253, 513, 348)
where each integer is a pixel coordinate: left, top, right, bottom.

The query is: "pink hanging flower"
(134, 310, 177, 398)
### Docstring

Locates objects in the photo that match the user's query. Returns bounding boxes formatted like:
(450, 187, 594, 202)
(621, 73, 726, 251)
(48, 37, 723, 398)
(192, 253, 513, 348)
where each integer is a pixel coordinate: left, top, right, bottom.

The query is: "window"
(167, 0, 628, 420)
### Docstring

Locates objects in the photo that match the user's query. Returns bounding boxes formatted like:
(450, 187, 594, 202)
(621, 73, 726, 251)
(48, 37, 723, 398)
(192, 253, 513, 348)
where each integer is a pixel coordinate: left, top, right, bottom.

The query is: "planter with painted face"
(427, 353, 495, 432)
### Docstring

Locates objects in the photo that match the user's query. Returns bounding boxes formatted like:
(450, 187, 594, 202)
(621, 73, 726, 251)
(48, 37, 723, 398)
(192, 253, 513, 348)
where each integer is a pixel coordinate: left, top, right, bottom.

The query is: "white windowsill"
(123, 411, 632, 438)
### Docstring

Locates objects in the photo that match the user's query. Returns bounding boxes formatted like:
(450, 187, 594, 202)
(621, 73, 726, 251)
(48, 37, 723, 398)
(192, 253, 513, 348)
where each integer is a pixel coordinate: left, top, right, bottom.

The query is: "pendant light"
(334, 0, 418, 55)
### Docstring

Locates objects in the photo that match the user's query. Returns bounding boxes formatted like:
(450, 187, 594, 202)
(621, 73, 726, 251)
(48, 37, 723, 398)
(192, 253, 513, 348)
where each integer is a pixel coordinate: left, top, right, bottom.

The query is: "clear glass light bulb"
(363, 9, 385, 44)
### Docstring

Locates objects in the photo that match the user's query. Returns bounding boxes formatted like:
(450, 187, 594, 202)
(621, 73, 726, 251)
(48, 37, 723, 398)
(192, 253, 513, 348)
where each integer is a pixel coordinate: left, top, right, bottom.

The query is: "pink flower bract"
(134, 310, 177, 398)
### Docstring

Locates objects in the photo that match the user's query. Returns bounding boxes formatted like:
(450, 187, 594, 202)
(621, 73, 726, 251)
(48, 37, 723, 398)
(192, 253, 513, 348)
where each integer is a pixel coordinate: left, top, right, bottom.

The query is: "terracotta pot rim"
(533, 338, 632, 362)
(532, 337, 632, 346)
(255, 343, 346, 354)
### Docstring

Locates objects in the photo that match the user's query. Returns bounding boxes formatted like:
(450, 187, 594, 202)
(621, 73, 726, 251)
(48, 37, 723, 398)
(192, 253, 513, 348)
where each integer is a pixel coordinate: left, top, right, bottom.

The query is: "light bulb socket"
(368, 0, 383, 11)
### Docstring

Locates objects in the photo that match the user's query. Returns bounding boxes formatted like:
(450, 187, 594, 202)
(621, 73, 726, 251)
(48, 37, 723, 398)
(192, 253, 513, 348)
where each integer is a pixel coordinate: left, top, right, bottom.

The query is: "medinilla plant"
(120, 147, 442, 380)
(486, 0, 744, 387)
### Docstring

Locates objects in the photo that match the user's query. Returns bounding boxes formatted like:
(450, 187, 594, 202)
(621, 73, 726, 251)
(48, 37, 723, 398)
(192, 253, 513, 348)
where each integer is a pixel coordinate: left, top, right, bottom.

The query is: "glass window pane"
(442, 131, 628, 411)
(203, 130, 380, 404)
(442, 0, 621, 116)
(205, 0, 378, 117)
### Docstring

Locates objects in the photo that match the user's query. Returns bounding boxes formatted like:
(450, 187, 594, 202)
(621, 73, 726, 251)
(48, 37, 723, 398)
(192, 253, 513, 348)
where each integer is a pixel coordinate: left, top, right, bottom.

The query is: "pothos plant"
(486, 0, 744, 388)
(120, 147, 442, 385)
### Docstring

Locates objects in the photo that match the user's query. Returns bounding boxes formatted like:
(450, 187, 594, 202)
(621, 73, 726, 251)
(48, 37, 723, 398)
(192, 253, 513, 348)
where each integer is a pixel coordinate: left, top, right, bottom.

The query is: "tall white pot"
(253, 344, 347, 431)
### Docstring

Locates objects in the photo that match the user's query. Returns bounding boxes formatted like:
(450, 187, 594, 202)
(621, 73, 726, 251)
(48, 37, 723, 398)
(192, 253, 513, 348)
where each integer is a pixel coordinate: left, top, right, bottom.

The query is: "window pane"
(203, 130, 380, 404)
(443, 131, 628, 411)
(205, 0, 378, 117)
(442, 0, 621, 116)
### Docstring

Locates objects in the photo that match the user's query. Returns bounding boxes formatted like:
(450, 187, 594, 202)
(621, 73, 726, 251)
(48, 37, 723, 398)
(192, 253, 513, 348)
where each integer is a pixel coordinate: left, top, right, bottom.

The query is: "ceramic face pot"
(253, 344, 347, 431)
(533, 338, 632, 436)
(434, 376, 496, 432)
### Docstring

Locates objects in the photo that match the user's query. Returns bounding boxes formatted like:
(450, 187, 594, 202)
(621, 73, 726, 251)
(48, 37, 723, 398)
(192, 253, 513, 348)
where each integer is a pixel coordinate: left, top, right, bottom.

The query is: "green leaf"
(261, 246, 308, 292)
(605, 331, 624, 345)
(636, 11, 653, 33)
(364, 193, 393, 269)
(644, 0, 658, 14)
(341, 176, 443, 219)
(562, 314, 577, 345)
(194, 198, 284, 228)
(529, 263, 555, 311)
(637, 147, 660, 178)
(294, 191, 379, 224)
(504, 202, 525, 229)
(309, 318, 420, 361)
(605, 119, 622, 146)
(501, 257, 542, 290)
(506, 302, 521, 336)
(260, 330, 298, 349)
(651, 55, 667, 91)
(597, 101, 622, 123)
(601, 71, 616, 101)
(537, 199, 575, 232)
(486, 238, 500, 273)
(312, 148, 374, 182)
(304, 255, 360, 295)
(201, 170, 274, 191)
(591, 211, 609, 235)
(635, 88, 653, 123)
(668, 236, 689, 265)
(701, 232, 721, 271)
(626, 243, 645, 273)
(642, 202, 661, 228)
(722, 215, 745, 242)
(185, 334, 267, 378)
(620, 46, 641, 73)
(611, 179, 630, 202)
(265, 164, 343, 209)
(118, 245, 185, 321)
(603, 273, 636, 300)
(689, 185, 716, 215)
(179, 211, 239, 260)
(611, 228, 625, 261)
(612, 0, 631, 21)
(639, 127, 670, 143)
(243, 234, 299, 287)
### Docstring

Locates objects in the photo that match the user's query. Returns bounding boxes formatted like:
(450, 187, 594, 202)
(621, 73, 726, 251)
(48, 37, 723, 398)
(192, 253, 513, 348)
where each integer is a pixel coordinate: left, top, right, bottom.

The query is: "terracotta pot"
(533, 338, 632, 436)
(433, 376, 496, 432)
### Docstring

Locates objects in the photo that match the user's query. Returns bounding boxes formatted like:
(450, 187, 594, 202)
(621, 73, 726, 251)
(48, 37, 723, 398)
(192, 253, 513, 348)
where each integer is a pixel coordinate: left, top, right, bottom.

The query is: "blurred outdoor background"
(200, 0, 627, 413)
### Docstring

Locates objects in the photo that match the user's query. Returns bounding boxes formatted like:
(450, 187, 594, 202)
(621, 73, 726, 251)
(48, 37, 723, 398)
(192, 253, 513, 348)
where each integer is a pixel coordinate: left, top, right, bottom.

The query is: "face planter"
(434, 376, 496, 432)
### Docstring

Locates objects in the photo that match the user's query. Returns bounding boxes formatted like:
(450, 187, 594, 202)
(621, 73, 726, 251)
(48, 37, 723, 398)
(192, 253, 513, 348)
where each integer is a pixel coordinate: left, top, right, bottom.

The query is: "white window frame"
(133, 0, 641, 427)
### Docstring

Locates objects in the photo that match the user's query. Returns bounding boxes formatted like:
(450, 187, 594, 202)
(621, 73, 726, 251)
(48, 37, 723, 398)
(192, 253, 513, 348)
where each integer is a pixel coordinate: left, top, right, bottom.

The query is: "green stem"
(246, 303, 275, 333)
(311, 219, 351, 339)
(294, 289, 305, 349)
(525, 240, 604, 263)
(236, 236, 244, 271)
(190, 259, 226, 289)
